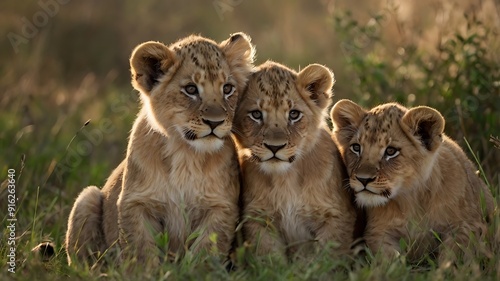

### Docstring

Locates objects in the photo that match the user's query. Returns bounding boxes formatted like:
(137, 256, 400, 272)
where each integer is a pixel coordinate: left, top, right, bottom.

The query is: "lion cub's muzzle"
(181, 104, 231, 152)
(199, 104, 229, 139)
(350, 168, 393, 207)
(260, 128, 295, 163)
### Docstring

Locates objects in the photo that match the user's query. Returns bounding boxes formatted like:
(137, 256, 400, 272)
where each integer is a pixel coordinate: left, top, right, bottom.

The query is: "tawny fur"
(65, 185, 105, 263)
(65, 33, 255, 267)
(233, 61, 357, 258)
(330, 99, 495, 263)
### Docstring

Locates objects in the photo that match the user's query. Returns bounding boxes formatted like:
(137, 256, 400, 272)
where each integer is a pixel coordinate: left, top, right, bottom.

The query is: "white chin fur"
(259, 161, 292, 174)
(188, 137, 225, 153)
(355, 192, 390, 207)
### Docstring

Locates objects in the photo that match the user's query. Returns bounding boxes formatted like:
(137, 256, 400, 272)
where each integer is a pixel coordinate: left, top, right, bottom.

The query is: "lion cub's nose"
(356, 176, 376, 187)
(202, 119, 224, 130)
(264, 143, 286, 154)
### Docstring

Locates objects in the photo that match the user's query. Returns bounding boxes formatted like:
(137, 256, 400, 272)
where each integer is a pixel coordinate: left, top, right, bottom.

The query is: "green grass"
(1, 5, 499, 280)
(1, 84, 499, 280)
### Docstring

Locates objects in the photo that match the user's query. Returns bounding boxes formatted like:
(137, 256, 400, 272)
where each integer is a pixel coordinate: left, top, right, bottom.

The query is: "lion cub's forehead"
(172, 38, 228, 81)
(358, 104, 406, 145)
(251, 64, 297, 108)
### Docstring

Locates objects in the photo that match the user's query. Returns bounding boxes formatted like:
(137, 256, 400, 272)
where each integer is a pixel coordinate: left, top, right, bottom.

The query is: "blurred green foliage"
(0, 0, 499, 279)
(334, 10, 500, 181)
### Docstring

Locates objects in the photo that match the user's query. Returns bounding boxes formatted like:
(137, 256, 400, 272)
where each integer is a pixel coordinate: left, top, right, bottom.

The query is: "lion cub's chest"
(159, 154, 218, 207)
(269, 179, 317, 244)
(137, 153, 221, 236)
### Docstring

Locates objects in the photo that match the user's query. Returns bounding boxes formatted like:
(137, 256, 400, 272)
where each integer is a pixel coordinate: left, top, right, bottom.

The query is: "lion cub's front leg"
(364, 212, 406, 259)
(313, 209, 354, 254)
(365, 231, 402, 259)
(244, 215, 287, 257)
(190, 206, 238, 256)
(117, 192, 164, 266)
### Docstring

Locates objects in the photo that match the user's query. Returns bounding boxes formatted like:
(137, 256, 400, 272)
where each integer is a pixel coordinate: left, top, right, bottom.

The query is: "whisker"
(250, 154, 260, 163)
(182, 128, 197, 141)
(381, 189, 391, 198)
(340, 177, 351, 190)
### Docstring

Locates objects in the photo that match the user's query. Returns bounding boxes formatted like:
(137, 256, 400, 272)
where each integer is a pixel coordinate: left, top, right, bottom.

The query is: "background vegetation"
(0, 0, 499, 280)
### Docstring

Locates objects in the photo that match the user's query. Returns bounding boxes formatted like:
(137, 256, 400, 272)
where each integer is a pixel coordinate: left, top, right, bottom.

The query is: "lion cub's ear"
(296, 64, 334, 109)
(130, 41, 176, 94)
(330, 99, 366, 130)
(402, 106, 445, 152)
(220, 32, 255, 73)
(330, 99, 366, 146)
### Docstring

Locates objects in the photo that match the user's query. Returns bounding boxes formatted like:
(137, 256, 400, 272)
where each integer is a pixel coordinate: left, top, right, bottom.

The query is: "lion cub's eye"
(350, 143, 361, 156)
(182, 84, 199, 97)
(288, 110, 302, 123)
(249, 110, 263, 122)
(384, 146, 400, 159)
(222, 83, 235, 98)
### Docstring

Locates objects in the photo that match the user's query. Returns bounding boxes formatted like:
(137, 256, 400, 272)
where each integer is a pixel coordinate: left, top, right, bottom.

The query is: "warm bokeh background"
(0, 0, 499, 272)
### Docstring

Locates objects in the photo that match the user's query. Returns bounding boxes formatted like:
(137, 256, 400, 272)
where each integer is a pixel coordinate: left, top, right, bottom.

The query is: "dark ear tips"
(230, 33, 243, 42)
(130, 41, 175, 94)
(141, 56, 163, 91)
(32, 242, 56, 262)
(402, 106, 445, 152)
(296, 64, 334, 109)
(417, 120, 437, 150)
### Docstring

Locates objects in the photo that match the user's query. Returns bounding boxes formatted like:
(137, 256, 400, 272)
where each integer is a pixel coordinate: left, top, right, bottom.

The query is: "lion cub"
(330, 100, 495, 263)
(233, 61, 357, 258)
(65, 33, 255, 266)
